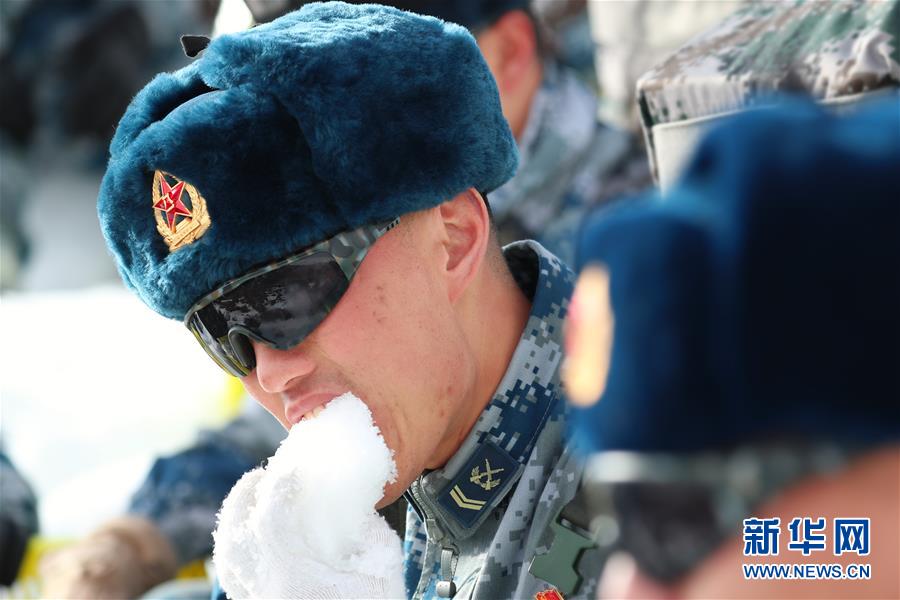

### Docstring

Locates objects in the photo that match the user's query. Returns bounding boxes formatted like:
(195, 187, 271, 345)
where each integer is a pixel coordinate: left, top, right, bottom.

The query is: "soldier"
(93, 3, 594, 599)
(42, 1, 648, 596)
(556, 5, 900, 596)
(565, 99, 900, 599)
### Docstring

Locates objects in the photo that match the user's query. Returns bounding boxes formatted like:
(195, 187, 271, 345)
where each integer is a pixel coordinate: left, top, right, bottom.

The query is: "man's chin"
(376, 485, 405, 509)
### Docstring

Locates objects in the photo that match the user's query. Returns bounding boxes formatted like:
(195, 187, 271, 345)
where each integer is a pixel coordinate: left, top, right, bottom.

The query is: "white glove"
(212, 393, 405, 599)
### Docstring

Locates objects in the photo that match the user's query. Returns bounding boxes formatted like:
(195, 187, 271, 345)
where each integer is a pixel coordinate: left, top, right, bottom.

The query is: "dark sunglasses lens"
(191, 253, 349, 372)
(249, 255, 348, 348)
(228, 331, 256, 372)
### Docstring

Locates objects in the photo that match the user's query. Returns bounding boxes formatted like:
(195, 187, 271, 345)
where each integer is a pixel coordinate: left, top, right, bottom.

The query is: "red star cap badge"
(153, 176, 192, 232)
(534, 589, 565, 600)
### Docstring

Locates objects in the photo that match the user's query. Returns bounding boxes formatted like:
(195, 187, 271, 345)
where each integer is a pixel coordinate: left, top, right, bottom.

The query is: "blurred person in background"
(239, 0, 652, 264)
(552, 5, 900, 596)
(0, 0, 217, 290)
(0, 449, 39, 588)
(563, 99, 900, 599)
(38, 404, 284, 599)
(528, 0, 596, 88)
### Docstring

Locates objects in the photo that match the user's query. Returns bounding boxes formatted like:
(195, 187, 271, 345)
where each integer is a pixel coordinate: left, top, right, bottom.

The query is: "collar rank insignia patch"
(438, 440, 520, 531)
(152, 170, 211, 251)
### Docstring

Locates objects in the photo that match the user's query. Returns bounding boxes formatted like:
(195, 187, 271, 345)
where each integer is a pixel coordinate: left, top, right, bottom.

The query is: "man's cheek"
(319, 309, 382, 356)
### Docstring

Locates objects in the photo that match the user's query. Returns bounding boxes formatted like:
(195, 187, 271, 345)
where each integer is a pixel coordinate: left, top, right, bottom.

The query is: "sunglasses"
(184, 217, 400, 377)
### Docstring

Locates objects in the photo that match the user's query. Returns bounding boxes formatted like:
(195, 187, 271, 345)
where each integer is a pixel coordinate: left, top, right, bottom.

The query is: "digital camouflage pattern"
(402, 241, 602, 600)
(586, 1, 745, 130)
(637, 0, 900, 177)
(490, 63, 651, 266)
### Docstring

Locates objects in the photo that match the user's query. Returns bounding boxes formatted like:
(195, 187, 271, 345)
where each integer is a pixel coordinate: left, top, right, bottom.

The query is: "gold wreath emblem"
(470, 459, 504, 491)
(152, 171, 211, 252)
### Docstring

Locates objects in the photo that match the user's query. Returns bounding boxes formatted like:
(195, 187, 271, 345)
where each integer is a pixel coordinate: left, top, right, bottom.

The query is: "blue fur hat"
(571, 98, 900, 453)
(98, 2, 518, 320)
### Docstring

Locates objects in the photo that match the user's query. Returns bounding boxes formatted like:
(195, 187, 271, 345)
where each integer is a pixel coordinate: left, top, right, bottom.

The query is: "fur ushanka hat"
(98, 2, 518, 320)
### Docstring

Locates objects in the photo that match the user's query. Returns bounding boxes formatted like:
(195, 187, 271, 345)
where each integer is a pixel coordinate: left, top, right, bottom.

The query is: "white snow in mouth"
(213, 392, 397, 576)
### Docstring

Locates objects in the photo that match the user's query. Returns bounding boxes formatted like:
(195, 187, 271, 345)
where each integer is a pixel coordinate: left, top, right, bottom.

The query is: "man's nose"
(251, 340, 316, 394)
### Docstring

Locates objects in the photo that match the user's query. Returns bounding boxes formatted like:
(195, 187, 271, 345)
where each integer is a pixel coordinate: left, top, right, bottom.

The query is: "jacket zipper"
(408, 477, 445, 541)
(408, 478, 459, 597)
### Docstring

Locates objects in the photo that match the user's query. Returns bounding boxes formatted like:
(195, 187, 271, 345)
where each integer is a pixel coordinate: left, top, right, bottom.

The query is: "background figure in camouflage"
(636, 0, 900, 189)
(585, 1, 746, 132)
(476, 10, 652, 265)
(488, 60, 651, 264)
(233, 0, 652, 265)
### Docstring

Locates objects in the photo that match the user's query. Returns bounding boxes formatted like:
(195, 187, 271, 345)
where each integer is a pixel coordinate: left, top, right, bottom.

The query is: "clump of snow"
(213, 392, 398, 589)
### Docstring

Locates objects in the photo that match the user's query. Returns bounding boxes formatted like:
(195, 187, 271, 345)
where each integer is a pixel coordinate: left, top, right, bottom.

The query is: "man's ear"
(438, 188, 491, 303)
(476, 10, 538, 95)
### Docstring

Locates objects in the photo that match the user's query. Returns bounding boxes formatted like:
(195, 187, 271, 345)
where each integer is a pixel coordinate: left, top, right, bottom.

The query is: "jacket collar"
(408, 241, 575, 540)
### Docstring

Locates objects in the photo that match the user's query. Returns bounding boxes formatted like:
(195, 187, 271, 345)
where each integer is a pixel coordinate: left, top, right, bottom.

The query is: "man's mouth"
(285, 392, 346, 426)
(300, 401, 330, 421)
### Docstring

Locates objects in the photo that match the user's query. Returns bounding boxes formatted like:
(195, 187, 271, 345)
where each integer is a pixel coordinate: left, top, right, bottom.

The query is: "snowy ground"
(1, 152, 237, 539)
(1, 286, 230, 538)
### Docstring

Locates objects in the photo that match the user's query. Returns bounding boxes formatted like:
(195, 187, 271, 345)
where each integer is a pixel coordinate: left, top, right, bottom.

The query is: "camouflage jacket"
(490, 63, 650, 265)
(637, 0, 900, 182)
(402, 241, 599, 600)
